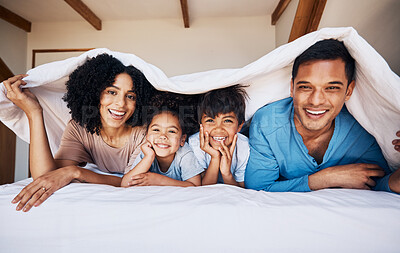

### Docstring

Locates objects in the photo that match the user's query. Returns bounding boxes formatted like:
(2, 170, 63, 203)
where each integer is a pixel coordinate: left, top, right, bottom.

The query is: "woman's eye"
(107, 90, 116, 95)
(127, 94, 136, 100)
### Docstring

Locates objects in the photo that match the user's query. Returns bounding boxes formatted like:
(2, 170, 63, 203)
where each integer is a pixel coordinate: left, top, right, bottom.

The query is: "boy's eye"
(224, 119, 233, 123)
(205, 119, 214, 123)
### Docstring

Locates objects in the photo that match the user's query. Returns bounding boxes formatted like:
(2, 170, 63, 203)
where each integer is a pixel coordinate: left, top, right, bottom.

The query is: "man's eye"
(298, 85, 310, 89)
(327, 86, 340, 90)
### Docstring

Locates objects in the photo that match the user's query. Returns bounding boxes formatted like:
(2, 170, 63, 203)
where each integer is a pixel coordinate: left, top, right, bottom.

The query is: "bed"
(1, 178, 400, 252)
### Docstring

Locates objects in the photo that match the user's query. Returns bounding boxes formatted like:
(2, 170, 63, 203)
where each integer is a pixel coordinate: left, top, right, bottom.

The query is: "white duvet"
(0, 179, 399, 252)
(0, 27, 399, 169)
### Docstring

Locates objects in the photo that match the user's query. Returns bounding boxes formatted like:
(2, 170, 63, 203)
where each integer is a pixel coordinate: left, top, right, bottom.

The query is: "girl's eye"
(168, 130, 177, 134)
(152, 129, 159, 132)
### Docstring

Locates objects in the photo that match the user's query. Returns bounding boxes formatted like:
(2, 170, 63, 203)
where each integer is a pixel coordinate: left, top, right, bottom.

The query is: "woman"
(3, 54, 156, 212)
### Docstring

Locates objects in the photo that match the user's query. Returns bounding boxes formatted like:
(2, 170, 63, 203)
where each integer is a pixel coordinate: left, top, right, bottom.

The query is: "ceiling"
(0, 0, 280, 23)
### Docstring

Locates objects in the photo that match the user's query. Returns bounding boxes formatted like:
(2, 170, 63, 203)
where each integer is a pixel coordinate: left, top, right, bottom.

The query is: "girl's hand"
(199, 124, 220, 158)
(141, 140, 155, 159)
(11, 166, 78, 212)
(128, 172, 163, 186)
(219, 134, 237, 176)
(3, 74, 42, 118)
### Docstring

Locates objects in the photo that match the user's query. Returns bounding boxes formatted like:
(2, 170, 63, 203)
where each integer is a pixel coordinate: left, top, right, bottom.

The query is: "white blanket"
(1, 179, 399, 252)
(0, 27, 399, 168)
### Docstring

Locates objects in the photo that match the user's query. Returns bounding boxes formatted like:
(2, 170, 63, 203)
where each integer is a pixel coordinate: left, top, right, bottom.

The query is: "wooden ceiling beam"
(288, 0, 326, 42)
(271, 0, 292, 25)
(64, 0, 102, 30)
(0, 5, 31, 32)
(180, 0, 190, 28)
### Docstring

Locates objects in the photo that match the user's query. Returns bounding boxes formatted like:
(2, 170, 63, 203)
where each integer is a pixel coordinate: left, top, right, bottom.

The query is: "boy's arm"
(219, 134, 243, 187)
(129, 172, 201, 187)
(199, 125, 222, 185)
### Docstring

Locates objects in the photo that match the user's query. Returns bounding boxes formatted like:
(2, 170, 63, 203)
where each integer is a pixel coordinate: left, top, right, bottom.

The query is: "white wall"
(28, 16, 275, 76)
(275, 0, 400, 75)
(0, 19, 29, 182)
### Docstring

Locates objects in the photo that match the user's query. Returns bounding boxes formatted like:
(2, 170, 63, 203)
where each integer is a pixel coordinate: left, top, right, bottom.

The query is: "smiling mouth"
(305, 109, 327, 115)
(108, 109, 126, 120)
(212, 136, 226, 142)
(154, 143, 170, 149)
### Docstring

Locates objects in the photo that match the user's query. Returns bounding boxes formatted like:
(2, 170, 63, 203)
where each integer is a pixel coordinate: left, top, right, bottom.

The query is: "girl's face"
(147, 112, 186, 159)
(99, 73, 136, 129)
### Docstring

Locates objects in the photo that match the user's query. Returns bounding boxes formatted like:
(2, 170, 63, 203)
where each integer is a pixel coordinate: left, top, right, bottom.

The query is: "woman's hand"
(11, 166, 79, 212)
(3, 74, 42, 118)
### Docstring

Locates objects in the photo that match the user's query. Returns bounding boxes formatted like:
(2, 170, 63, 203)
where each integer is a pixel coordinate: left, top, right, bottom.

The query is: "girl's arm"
(121, 155, 154, 187)
(129, 173, 201, 187)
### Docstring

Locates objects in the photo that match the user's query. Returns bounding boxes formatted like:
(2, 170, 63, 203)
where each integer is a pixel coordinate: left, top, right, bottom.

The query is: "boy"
(188, 85, 249, 187)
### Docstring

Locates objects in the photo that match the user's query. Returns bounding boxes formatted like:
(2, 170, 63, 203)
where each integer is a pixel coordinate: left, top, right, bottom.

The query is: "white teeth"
(306, 109, 326, 115)
(109, 109, 125, 116)
(156, 144, 169, 148)
(213, 136, 226, 141)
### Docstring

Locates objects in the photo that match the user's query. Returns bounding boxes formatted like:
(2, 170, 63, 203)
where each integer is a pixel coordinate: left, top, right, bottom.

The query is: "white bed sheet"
(1, 179, 400, 253)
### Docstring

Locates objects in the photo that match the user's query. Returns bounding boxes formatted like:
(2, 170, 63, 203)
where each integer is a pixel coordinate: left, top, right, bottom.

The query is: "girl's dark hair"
(145, 91, 200, 137)
(63, 53, 156, 135)
(198, 84, 248, 124)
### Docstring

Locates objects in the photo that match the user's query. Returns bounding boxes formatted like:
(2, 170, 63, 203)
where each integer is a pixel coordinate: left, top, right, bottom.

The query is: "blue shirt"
(245, 97, 392, 192)
(130, 143, 204, 181)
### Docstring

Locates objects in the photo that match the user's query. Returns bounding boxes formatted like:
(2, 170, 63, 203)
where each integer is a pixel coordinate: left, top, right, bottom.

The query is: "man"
(245, 39, 399, 193)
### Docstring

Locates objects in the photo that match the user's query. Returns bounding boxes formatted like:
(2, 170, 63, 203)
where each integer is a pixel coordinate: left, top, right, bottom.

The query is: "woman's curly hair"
(63, 54, 156, 135)
(145, 91, 200, 137)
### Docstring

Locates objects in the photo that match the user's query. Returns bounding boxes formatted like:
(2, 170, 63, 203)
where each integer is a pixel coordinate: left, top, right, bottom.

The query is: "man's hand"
(392, 130, 400, 152)
(199, 124, 220, 158)
(12, 166, 78, 212)
(309, 163, 385, 191)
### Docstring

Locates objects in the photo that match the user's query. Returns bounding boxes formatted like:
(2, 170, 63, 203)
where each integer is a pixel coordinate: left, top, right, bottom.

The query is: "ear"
(180, 134, 187, 147)
(290, 79, 294, 98)
(345, 80, 355, 101)
(237, 122, 244, 132)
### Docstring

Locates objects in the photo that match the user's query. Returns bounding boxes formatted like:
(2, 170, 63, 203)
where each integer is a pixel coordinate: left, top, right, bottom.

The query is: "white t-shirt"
(188, 132, 249, 183)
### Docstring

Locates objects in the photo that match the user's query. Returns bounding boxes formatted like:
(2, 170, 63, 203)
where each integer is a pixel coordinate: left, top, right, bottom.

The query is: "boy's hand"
(219, 134, 237, 176)
(141, 140, 155, 159)
(199, 124, 220, 158)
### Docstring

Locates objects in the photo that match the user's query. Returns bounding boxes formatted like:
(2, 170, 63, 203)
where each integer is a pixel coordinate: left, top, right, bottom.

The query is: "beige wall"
(0, 19, 29, 182)
(28, 16, 275, 76)
(275, 0, 400, 75)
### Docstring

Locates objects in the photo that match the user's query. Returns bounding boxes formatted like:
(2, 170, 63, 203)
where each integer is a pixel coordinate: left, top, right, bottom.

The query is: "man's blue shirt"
(245, 97, 392, 192)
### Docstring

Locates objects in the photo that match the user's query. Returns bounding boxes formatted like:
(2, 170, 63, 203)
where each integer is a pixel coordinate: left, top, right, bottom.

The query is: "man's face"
(290, 59, 355, 134)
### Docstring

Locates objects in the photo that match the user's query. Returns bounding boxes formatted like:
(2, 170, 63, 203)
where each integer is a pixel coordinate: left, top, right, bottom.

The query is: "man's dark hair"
(63, 53, 156, 135)
(292, 39, 355, 84)
(198, 84, 248, 125)
(145, 91, 200, 137)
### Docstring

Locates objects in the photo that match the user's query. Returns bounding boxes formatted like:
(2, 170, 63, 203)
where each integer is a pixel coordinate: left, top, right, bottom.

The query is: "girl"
(121, 93, 203, 187)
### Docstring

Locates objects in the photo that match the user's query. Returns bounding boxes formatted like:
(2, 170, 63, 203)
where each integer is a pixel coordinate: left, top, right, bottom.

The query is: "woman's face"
(99, 73, 136, 129)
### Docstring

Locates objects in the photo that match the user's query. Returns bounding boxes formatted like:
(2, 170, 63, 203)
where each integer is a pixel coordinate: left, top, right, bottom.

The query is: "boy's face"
(147, 112, 186, 159)
(201, 112, 243, 149)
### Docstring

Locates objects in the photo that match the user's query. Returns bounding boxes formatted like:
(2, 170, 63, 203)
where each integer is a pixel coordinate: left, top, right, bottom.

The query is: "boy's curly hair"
(145, 91, 200, 137)
(63, 54, 157, 135)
